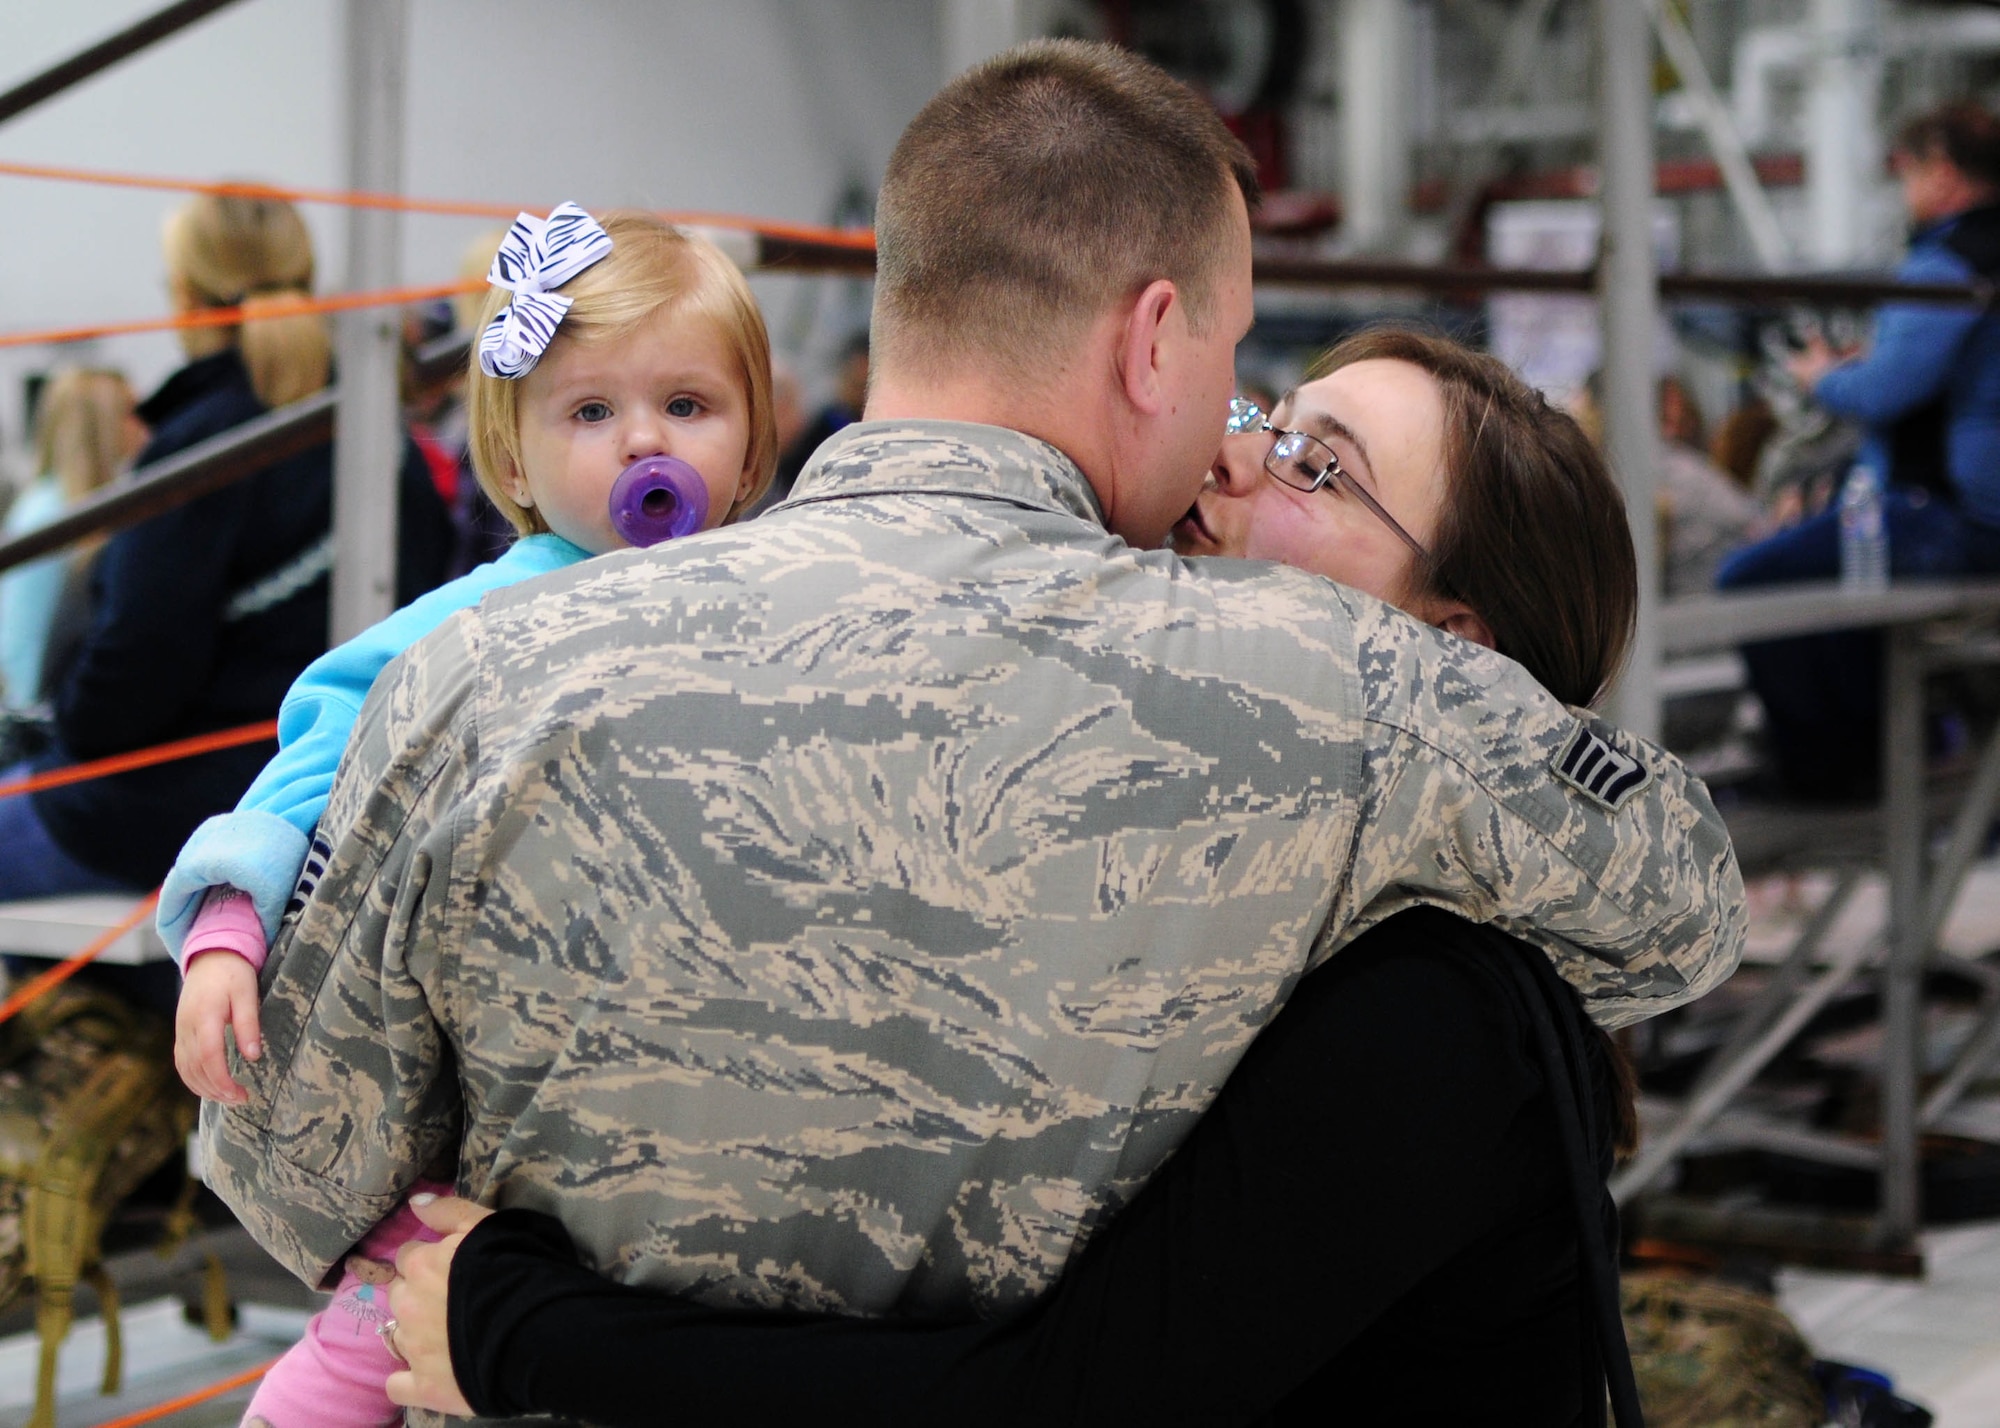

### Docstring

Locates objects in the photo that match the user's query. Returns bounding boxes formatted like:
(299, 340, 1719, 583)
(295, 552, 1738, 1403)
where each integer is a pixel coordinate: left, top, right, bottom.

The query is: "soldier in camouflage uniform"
(202, 39, 1744, 1422)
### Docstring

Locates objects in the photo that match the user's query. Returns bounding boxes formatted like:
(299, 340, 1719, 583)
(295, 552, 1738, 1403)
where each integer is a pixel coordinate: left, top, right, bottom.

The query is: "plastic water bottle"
(1838, 464, 1889, 591)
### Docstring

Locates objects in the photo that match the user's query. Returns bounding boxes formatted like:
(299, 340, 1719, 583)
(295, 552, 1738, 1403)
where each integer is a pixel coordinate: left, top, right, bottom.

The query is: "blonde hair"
(466, 212, 777, 536)
(453, 226, 509, 334)
(36, 368, 135, 506)
(163, 193, 330, 409)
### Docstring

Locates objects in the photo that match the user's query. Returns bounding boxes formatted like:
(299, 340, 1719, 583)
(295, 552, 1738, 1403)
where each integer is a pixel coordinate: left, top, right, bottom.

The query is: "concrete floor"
(1779, 1218, 2000, 1428)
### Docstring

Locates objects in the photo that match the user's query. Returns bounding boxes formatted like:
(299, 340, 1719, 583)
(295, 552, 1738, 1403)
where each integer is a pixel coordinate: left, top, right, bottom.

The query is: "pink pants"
(242, 1183, 449, 1428)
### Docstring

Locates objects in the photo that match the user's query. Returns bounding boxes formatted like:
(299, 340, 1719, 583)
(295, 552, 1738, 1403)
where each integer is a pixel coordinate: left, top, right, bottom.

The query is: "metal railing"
(0, 0, 247, 128)
(4, 230, 1992, 581)
(0, 332, 471, 578)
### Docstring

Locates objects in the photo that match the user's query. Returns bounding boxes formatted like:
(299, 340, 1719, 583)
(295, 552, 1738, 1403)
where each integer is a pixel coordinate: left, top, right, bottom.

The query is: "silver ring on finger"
(377, 1316, 405, 1364)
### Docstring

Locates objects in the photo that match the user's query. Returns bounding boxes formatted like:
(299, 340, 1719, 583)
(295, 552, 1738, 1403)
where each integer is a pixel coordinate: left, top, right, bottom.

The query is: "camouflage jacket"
(204, 421, 1742, 1342)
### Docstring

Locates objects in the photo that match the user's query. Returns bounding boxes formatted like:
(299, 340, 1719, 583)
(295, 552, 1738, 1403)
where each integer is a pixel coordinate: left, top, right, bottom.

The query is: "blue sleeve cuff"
(158, 811, 313, 968)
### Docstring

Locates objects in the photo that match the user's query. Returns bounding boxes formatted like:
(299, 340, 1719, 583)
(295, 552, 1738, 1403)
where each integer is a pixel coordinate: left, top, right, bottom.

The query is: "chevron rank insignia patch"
(1552, 722, 1653, 810)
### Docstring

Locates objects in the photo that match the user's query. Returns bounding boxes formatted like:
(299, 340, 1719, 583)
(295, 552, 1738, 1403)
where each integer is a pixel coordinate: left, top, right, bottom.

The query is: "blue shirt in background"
(0, 476, 71, 710)
(1815, 207, 2000, 527)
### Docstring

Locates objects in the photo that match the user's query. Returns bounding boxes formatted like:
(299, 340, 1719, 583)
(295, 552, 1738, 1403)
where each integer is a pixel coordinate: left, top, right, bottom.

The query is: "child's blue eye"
(575, 401, 613, 422)
(666, 396, 700, 419)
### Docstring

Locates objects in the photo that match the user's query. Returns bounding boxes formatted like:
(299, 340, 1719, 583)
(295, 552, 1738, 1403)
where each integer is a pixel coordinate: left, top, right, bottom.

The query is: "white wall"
(0, 0, 943, 461)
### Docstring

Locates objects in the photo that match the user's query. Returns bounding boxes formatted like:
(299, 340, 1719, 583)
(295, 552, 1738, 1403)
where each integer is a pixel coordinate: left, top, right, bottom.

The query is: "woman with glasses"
(1176, 326, 1634, 711)
(382, 327, 1648, 1426)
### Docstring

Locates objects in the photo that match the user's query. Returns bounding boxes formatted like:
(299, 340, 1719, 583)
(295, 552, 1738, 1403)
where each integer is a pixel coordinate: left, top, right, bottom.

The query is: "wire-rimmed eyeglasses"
(1226, 397, 1436, 569)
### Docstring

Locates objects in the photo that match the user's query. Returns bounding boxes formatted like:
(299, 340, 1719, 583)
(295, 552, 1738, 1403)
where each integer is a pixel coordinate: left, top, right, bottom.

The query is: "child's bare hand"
(174, 952, 262, 1103)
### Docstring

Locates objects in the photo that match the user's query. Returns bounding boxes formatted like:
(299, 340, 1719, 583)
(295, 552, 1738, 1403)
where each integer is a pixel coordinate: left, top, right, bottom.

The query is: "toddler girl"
(160, 201, 777, 1428)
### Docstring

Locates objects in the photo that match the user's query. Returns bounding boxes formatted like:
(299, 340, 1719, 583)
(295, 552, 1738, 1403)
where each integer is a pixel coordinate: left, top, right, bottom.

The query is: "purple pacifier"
(608, 455, 710, 547)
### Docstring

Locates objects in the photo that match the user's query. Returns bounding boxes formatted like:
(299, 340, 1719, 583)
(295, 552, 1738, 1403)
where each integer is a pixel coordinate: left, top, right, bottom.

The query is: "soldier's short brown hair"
(873, 39, 1259, 379)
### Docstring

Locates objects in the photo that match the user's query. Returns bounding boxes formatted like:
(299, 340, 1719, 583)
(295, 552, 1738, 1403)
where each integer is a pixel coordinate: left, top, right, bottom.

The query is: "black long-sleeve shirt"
(449, 908, 1609, 1427)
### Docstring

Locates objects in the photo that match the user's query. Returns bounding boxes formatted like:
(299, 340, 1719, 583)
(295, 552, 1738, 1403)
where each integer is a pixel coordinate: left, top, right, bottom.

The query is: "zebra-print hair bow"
(477, 202, 615, 379)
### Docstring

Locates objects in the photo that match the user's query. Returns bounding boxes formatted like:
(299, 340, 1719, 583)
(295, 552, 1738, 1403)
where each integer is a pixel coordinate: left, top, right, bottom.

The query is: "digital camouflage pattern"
(1622, 1272, 1825, 1427)
(202, 421, 1744, 1419)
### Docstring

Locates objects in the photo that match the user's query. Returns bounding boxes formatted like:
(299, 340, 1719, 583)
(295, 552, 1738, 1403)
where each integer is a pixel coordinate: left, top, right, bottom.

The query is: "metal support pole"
(1340, 0, 1412, 253)
(0, 0, 247, 128)
(1597, 0, 1661, 739)
(1805, 0, 1884, 267)
(1879, 625, 1926, 1245)
(1647, 0, 1790, 270)
(331, 0, 408, 643)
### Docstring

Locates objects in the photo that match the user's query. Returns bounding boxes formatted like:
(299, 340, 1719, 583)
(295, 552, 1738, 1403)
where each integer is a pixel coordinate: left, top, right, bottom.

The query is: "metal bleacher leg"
(1915, 713, 2000, 1129)
(1684, 869, 1864, 1103)
(1612, 930, 1877, 1204)
(1924, 997, 2000, 1129)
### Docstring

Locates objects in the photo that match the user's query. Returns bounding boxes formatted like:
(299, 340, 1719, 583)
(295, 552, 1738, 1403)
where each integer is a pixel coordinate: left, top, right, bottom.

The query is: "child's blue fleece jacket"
(157, 533, 589, 964)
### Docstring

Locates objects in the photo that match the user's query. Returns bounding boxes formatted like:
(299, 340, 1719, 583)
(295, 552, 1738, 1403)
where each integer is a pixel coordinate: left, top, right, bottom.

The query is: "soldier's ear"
(1115, 279, 1180, 417)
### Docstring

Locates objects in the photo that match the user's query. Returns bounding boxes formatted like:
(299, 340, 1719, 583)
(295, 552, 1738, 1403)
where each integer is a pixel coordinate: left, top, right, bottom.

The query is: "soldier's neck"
(868, 380, 1109, 484)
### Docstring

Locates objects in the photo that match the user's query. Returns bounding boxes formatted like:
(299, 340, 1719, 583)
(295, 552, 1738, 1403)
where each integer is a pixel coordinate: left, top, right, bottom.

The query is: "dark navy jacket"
(34, 350, 453, 885)
(1816, 203, 2000, 527)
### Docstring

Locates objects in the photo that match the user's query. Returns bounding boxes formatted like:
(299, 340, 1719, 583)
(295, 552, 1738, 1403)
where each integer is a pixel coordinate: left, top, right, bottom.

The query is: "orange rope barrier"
(0, 891, 160, 1026)
(0, 279, 483, 352)
(88, 1355, 279, 1428)
(0, 156, 881, 251)
(0, 720, 278, 801)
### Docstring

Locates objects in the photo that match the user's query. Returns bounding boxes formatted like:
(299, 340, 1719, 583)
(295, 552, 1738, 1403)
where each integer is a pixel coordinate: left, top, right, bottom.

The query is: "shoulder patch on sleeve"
(1552, 721, 1653, 810)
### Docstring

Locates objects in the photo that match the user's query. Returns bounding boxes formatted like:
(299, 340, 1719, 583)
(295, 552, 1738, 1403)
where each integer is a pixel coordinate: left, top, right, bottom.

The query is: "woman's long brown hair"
(1306, 326, 1643, 1156)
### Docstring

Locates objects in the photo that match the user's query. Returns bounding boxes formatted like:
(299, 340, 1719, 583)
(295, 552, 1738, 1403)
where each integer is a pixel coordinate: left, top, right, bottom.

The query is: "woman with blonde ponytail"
(0, 192, 452, 979)
(162, 193, 331, 408)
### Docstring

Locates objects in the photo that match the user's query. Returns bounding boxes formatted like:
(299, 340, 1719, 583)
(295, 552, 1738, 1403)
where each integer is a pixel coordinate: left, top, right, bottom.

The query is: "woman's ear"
(1432, 603, 1496, 652)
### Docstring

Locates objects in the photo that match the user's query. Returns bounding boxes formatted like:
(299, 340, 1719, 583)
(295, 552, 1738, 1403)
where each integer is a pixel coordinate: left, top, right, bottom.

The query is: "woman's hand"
(384, 1195, 493, 1418)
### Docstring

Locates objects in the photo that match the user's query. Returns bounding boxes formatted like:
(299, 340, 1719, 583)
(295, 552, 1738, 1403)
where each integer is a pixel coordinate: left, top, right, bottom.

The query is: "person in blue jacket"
(1719, 101, 2000, 800)
(168, 207, 778, 1129)
(0, 196, 453, 990)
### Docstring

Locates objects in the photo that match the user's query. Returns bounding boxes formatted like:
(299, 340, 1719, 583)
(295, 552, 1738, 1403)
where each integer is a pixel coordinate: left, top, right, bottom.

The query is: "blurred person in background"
(769, 358, 808, 461)
(0, 193, 451, 1010)
(1572, 372, 1760, 598)
(1718, 101, 2000, 798)
(752, 329, 868, 512)
(1708, 391, 1776, 495)
(1657, 375, 1762, 597)
(0, 368, 143, 712)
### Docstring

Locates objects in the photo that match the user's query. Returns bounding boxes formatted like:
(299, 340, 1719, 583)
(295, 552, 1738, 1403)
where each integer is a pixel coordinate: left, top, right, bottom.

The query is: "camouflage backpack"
(0, 982, 205, 1428)
(1622, 1271, 1826, 1428)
